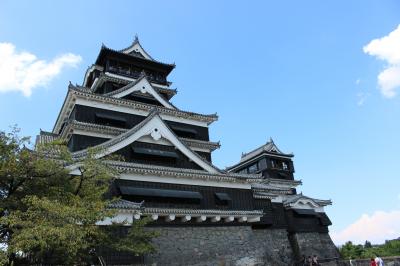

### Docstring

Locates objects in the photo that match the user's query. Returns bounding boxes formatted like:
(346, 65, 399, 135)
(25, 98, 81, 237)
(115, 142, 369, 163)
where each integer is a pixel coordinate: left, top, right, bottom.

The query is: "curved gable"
(120, 36, 154, 60)
(72, 111, 220, 174)
(104, 76, 175, 109)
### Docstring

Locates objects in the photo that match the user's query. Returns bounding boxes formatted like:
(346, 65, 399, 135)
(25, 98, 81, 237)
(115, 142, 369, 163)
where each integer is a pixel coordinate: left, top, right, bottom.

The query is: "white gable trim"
(123, 42, 152, 60)
(285, 197, 325, 212)
(73, 113, 219, 174)
(108, 77, 175, 109)
(291, 199, 319, 209)
(82, 65, 104, 87)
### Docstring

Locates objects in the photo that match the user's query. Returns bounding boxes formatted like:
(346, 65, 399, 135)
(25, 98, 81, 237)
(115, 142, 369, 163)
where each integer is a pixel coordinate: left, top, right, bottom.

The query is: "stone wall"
(290, 232, 340, 260)
(145, 226, 294, 266)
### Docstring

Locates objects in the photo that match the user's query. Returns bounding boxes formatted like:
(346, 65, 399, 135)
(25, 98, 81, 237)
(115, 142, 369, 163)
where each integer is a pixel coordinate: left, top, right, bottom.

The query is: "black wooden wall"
(285, 210, 329, 233)
(113, 179, 255, 211)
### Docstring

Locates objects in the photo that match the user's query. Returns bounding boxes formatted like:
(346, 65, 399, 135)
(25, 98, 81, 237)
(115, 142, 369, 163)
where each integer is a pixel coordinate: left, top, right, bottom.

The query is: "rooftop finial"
(269, 137, 274, 143)
(134, 34, 139, 43)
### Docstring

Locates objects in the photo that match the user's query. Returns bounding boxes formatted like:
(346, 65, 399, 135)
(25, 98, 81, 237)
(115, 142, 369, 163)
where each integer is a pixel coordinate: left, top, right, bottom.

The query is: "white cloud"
(363, 25, 400, 98)
(331, 210, 400, 245)
(355, 79, 361, 85)
(377, 66, 400, 98)
(0, 42, 82, 97)
(363, 25, 400, 65)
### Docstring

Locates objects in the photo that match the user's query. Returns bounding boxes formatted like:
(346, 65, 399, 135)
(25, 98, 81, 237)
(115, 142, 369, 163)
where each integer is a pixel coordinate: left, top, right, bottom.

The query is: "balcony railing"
(107, 65, 167, 84)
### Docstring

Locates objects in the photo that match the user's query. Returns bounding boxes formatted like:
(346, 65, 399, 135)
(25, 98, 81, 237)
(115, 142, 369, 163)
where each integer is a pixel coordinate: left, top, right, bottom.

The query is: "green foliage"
(340, 241, 364, 259)
(339, 239, 400, 259)
(0, 127, 157, 265)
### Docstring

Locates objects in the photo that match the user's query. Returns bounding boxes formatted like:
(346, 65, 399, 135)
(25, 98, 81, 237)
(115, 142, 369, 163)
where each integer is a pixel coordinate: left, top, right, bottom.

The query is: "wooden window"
(170, 125, 197, 139)
(132, 147, 179, 159)
(119, 186, 203, 200)
(215, 192, 232, 205)
(238, 168, 248, 174)
(95, 113, 126, 128)
(248, 162, 259, 173)
(270, 159, 290, 171)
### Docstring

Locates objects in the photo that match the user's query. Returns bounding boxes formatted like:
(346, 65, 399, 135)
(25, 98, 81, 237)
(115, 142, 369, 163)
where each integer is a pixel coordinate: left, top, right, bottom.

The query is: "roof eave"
(67, 86, 218, 124)
(96, 46, 175, 75)
(227, 151, 294, 172)
(52, 87, 74, 134)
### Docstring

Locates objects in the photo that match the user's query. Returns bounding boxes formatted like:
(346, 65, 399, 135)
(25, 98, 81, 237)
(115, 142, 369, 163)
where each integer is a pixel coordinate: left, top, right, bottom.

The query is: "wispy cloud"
(0, 42, 82, 97)
(331, 210, 400, 245)
(363, 25, 400, 98)
(357, 92, 370, 106)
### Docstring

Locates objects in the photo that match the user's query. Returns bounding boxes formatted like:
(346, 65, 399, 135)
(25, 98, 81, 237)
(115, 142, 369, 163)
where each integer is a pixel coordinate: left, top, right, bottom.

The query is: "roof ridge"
(241, 140, 273, 158)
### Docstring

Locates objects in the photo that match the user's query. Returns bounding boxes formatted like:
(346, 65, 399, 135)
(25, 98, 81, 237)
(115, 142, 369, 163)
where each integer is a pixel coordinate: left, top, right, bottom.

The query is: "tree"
(339, 239, 400, 259)
(364, 240, 372, 249)
(339, 241, 363, 259)
(0, 128, 157, 265)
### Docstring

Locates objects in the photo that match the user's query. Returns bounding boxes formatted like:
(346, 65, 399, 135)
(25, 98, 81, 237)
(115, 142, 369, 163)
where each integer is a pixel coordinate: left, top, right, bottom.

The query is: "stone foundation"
(290, 232, 339, 260)
(145, 226, 294, 266)
(139, 227, 341, 266)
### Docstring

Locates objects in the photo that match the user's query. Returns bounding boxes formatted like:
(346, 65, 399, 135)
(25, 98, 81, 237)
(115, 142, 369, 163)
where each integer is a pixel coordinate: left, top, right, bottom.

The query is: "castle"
(36, 37, 339, 265)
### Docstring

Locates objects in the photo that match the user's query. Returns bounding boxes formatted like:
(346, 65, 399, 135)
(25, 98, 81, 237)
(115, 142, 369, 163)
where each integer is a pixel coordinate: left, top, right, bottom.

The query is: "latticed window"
(248, 162, 259, 173)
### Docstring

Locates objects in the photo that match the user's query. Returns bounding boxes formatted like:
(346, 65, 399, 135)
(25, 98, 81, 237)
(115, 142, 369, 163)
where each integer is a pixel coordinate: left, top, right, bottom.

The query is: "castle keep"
(36, 37, 339, 265)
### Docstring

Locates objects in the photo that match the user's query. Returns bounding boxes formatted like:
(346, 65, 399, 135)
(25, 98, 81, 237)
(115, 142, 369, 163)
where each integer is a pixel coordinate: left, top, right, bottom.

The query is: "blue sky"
(0, 0, 399, 244)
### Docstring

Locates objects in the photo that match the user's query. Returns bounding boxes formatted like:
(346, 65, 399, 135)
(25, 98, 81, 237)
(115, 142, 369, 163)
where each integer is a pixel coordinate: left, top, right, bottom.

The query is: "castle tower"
(227, 139, 339, 261)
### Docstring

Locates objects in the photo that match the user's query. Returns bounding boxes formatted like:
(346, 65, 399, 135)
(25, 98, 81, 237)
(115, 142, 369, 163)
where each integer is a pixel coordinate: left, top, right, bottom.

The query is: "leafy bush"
(339, 239, 400, 259)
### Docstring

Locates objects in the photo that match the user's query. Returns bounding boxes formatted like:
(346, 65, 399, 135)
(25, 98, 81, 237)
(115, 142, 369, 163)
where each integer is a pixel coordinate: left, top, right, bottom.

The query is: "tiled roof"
(142, 207, 263, 217)
(109, 199, 143, 210)
(68, 84, 218, 124)
(98, 43, 175, 68)
(239, 139, 293, 163)
(226, 139, 294, 171)
(35, 130, 59, 146)
(106, 160, 261, 183)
